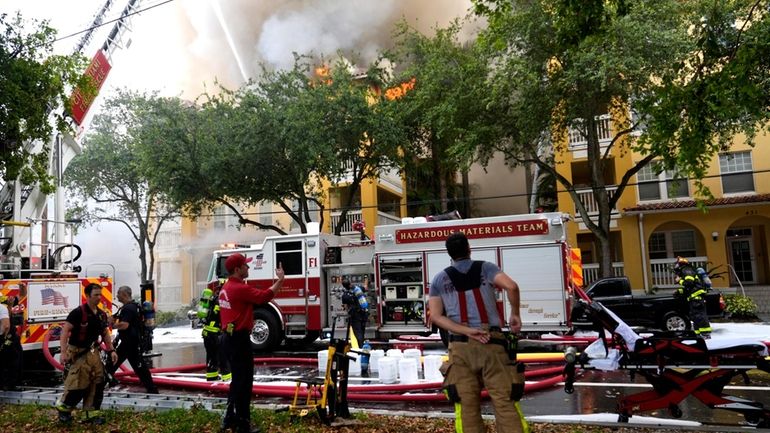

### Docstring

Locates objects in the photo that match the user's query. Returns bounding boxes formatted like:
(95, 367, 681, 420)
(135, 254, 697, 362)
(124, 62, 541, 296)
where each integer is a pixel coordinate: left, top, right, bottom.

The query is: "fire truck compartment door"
(500, 244, 566, 329)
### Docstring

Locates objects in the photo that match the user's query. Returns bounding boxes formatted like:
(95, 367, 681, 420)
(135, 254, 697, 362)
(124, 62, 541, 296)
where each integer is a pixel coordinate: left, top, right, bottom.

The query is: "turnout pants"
(444, 338, 527, 433)
(689, 298, 712, 336)
(57, 346, 106, 413)
(0, 332, 22, 389)
(203, 330, 230, 380)
(110, 339, 157, 393)
(223, 331, 254, 432)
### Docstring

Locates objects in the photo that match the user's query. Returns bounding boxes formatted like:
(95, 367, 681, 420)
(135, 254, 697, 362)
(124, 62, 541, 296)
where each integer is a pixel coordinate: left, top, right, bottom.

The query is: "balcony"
(574, 186, 619, 221)
(650, 256, 707, 289)
(331, 209, 401, 234)
(582, 262, 625, 287)
(568, 114, 612, 156)
(330, 209, 363, 234)
(332, 161, 403, 195)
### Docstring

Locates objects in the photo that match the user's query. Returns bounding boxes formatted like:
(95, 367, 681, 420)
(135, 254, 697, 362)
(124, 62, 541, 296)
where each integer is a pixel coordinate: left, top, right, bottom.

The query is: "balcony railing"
(330, 209, 363, 234)
(650, 256, 707, 288)
(581, 256, 709, 290)
(568, 114, 612, 148)
(574, 186, 619, 218)
(582, 262, 625, 287)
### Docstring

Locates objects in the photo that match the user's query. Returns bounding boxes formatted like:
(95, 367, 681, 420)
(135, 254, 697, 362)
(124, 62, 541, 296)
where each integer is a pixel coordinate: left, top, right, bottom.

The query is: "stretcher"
(564, 298, 770, 427)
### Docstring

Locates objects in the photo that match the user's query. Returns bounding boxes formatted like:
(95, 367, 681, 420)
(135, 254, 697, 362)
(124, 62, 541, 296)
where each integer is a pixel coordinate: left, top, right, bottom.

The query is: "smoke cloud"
(175, 0, 475, 92)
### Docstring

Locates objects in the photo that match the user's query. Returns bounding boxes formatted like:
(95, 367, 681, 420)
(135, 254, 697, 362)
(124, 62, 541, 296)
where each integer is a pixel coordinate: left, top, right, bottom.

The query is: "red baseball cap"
(224, 253, 253, 273)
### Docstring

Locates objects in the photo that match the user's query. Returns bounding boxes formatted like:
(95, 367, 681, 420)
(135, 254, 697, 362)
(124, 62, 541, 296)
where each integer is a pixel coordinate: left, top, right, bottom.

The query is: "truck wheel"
(251, 309, 282, 351)
(662, 312, 690, 331)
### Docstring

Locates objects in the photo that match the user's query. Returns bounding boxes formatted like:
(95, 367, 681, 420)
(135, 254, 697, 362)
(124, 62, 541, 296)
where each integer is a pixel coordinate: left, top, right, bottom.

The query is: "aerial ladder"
(0, 0, 143, 277)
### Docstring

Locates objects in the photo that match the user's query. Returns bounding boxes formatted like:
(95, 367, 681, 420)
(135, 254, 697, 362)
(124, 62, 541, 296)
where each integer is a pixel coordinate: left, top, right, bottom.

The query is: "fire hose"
(44, 326, 574, 402)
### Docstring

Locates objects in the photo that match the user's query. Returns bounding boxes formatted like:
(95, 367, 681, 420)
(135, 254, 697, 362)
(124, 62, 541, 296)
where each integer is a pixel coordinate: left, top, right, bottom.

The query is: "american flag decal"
(40, 288, 68, 308)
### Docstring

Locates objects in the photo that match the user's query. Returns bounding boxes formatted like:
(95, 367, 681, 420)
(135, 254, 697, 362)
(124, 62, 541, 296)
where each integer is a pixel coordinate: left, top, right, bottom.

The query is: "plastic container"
(317, 349, 329, 373)
(423, 355, 444, 382)
(398, 357, 419, 384)
(386, 348, 403, 359)
(369, 349, 385, 373)
(403, 348, 422, 373)
(378, 357, 399, 384)
(348, 352, 361, 377)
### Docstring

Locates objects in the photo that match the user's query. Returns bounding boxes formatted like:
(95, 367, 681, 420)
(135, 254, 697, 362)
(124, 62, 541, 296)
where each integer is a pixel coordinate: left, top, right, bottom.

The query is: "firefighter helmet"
(673, 256, 689, 272)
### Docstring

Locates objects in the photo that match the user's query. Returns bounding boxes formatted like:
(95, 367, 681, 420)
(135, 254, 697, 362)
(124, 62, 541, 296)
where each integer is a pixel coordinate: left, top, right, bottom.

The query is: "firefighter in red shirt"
(218, 253, 284, 433)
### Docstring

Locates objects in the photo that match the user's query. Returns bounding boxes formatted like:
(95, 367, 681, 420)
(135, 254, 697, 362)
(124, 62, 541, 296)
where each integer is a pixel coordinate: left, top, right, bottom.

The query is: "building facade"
(556, 117, 770, 312)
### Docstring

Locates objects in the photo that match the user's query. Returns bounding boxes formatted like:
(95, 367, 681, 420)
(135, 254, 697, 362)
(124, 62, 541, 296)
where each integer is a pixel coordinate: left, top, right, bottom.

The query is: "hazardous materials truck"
(373, 212, 578, 339)
(206, 212, 579, 351)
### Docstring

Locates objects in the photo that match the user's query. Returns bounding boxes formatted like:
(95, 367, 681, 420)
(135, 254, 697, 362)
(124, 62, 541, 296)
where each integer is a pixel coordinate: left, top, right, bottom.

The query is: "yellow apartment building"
(556, 116, 770, 312)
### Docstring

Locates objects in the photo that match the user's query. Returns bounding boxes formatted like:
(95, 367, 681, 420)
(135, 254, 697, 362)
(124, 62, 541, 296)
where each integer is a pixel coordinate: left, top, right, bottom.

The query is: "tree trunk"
(585, 114, 614, 278)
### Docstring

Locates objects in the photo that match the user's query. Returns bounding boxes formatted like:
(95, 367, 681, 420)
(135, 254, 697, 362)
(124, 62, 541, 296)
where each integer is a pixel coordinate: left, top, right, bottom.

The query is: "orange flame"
(384, 78, 416, 100)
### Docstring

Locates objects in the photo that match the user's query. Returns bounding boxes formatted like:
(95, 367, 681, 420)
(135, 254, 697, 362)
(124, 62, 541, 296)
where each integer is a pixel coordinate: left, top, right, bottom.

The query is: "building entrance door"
(728, 229, 756, 284)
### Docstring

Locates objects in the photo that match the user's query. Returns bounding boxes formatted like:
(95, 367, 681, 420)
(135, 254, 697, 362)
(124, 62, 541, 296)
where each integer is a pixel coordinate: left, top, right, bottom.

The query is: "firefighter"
(429, 232, 527, 433)
(673, 257, 712, 338)
(219, 254, 284, 433)
(0, 294, 22, 391)
(108, 286, 158, 393)
(340, 277, 369, 347)
(199, 281, 231, 381)
(56, 283, 118, 425)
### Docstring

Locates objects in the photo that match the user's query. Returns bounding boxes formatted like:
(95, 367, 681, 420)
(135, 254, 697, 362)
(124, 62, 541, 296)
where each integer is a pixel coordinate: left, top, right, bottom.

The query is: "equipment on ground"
(564, 290, 770, 427)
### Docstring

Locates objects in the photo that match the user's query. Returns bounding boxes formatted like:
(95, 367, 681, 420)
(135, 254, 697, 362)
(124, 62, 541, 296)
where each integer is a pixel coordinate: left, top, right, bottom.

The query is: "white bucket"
(403, 348, 422, 373)
(413, 216, 427, 223)
(369, 349, 385, 373)
(386, 348, 403, 359)
(423, 355, 444, 382)
(306, 221, 320, 234)
(398, 357, 419, 384)
(401, 217, 414, 224)
(317, 349, 329, 373)
(348, 352, 361, 377)
(378, 357, 399, 384)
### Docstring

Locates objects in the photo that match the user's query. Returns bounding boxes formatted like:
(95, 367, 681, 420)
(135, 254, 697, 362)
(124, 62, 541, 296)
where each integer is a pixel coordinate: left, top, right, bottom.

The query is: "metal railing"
(649, 256, 707, 288)
(330, 209, 363, 233)
(581, 262, 625, 286)
(574, 186, 619, 217)
(377, 211, 401, 226)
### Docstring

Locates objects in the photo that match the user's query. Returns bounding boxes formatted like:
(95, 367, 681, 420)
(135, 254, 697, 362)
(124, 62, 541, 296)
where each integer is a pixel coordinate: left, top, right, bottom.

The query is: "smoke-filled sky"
(4, 0, 475, 98)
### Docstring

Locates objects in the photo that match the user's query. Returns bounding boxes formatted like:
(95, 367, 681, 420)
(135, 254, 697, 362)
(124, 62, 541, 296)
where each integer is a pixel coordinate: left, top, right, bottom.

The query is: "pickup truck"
(571, 276, 725, 331)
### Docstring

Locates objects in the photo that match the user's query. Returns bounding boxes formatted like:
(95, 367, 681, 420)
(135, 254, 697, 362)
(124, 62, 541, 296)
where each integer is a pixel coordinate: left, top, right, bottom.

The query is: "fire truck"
(207, 212, 579, 350)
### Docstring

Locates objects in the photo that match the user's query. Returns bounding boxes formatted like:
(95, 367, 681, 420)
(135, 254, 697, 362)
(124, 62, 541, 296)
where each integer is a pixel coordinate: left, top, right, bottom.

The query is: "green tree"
(64, 90, 177, 283)
(390, 20, 493, 217)
(140, 57, 406, 235)
(472, 0, 770, 277)
(0, 12, 90, 192)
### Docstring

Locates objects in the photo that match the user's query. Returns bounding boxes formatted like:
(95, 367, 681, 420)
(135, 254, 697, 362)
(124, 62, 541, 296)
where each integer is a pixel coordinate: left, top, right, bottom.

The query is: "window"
(648, 232, 667, 259)
(648, 230, 696, 259)
(719, 151, 754, 194)
(637, 163, 661, 201)
(636, 162, 689, 201)
(275, 241, 303, 276)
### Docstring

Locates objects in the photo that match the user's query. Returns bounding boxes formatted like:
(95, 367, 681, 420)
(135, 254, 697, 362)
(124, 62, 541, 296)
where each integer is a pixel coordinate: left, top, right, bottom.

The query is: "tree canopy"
(64, 90, 177, 283)
(138, 57, 407, 235)
(471, 0, 770, 276)
(0, 12, 90, 192)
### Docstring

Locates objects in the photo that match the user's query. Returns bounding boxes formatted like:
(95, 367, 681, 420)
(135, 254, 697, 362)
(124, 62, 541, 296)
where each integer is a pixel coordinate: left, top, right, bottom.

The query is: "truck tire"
(661, 312, 690, 331)
(251, 309, 282, 352)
